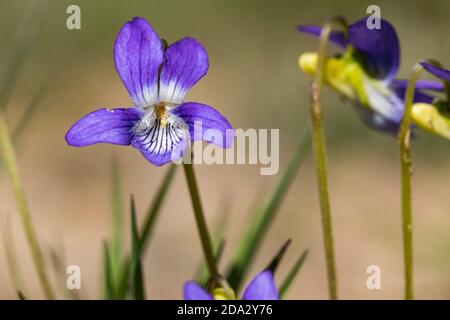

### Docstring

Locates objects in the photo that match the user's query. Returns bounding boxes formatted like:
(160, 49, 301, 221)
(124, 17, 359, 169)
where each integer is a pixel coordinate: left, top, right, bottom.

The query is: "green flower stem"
(183, 161, 218, 277)
(0, 111, 54, 299)
(310, 81, 337, 300)
(398, 64, 421, 300)
(310, 16, 347, 300)
(398, 59, 446, 300)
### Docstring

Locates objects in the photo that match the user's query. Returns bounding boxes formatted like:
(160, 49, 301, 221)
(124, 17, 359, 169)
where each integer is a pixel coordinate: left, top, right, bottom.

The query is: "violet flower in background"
(297, 16, 443, 136)
(66, 17, 233, 166)
(409, 62, 450, 140)
(184, 270, 279, 300)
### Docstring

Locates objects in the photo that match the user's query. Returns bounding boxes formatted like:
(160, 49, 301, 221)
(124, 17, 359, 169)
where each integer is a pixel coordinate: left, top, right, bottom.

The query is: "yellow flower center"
(154, 102, 168, 127)
(213, 287, 236, 300)
(298, 47, 384, 110)
(411, 102, 450, 139)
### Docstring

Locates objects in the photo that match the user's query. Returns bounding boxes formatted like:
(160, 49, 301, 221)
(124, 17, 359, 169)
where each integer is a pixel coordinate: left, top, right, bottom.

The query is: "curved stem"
(399, 59, 448, 300)
(315, 16, 349, 96)
(183, 161, 219, 277)
(0, 111, 54, 299)
(424, 59, 450, 101)
(310, 16, 347, 300)
(398, 64, 422, 300)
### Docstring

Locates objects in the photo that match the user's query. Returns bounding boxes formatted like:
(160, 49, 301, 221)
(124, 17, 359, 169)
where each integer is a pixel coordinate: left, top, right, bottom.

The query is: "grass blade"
(115, 164, 176, 299)
(115, 258, 130, 300)
(0, 0, 48, 111)
(0, 111, 54, 299)
(11, 87, 46, 148)
(0, 88, 46, 177)
(266, 239, 291, 273)
(102, 242, 115, 299)
(279, 249, 309, 299)
(130, 195, 145, 300)
(226, 127, 311, 290)
(139, 163, 177, 250)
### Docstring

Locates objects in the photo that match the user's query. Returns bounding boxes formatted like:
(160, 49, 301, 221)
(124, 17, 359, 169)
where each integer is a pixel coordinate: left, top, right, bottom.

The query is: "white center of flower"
(132, 102, 189, 155)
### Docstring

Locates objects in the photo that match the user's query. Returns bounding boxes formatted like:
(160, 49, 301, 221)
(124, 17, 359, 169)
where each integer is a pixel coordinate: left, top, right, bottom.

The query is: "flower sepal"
(411, 101, 450, 140)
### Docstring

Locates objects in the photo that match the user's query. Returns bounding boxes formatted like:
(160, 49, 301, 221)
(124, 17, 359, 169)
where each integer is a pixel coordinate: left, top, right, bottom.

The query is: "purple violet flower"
(421, 62, 450, 82)
(65, 17, 233, 166)
(183, 270, 279, 300)
(297, 16, 444, 136)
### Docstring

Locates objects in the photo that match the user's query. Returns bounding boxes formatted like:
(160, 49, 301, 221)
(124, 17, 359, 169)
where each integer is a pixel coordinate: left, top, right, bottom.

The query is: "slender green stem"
(398, 59, 447, 299)
(310, 81, 337, 300)
(398, 64, 422, 300)
(195, 198, 230, 284)
(0, 111, 54, 299)
(183, 162, 218, 277)
(309, 16, 347, 300)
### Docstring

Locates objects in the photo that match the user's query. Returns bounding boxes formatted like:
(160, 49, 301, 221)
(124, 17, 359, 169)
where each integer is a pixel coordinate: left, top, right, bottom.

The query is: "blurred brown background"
(1, 0, 450, 299)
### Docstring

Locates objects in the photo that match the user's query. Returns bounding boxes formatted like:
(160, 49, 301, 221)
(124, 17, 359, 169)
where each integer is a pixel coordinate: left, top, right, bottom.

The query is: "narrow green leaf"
(214, 240, 226, 265)
(226, 127, 311, 290)
(139, 163, 177, 250)
(0, 111, 54, 299)
(102, 242, 115, 300)
(0, 1, 50, 298)
(130, 195, 145, 300)
(0, 0, 48, 111)
(110, 158, 124, 289)
(266, 239, 292, 273)
(115, 164, 176, 299)
(115, 257, 130, 300)
(0, 88, 46, 175)
(279, 249, 309, 299)
(12, 87, 46, 146)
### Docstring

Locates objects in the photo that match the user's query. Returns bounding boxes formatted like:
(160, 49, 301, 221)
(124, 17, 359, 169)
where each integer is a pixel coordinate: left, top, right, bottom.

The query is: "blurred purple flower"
(421, 62, 450, 82)
(298, 17, 443, 136)
(66, 17, 233, 166)
(183, 270, 279, 300)
(406, 62, 450, 140)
